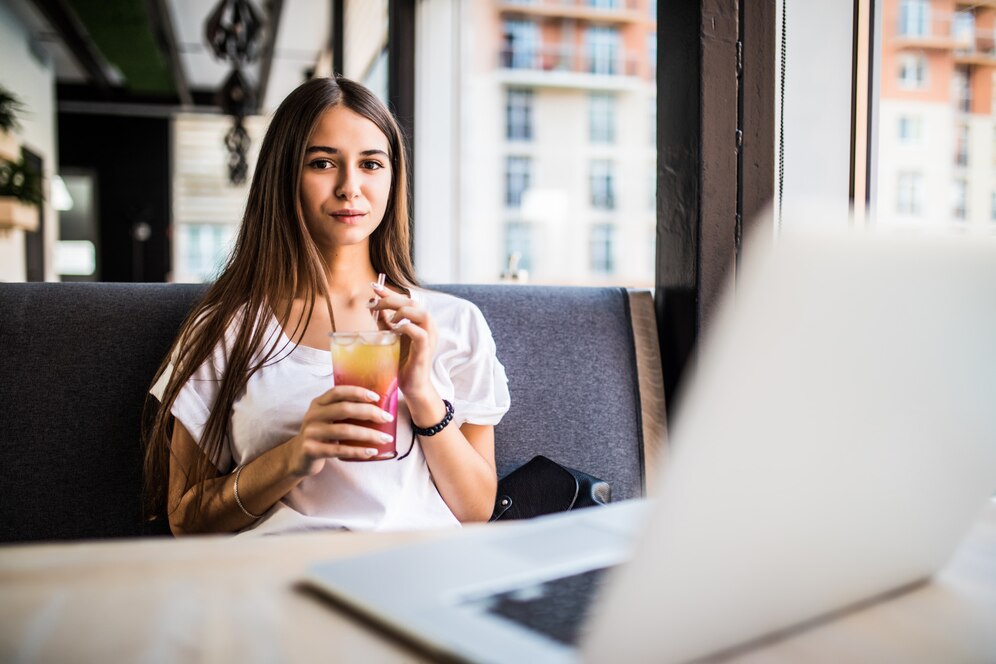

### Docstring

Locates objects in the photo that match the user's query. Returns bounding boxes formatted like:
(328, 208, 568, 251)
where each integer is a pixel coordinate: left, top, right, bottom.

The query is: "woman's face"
(299, 105, 393, 253)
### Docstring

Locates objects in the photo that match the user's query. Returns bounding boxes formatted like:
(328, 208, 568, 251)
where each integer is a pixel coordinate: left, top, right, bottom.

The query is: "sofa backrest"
(0, 283, 663, 543)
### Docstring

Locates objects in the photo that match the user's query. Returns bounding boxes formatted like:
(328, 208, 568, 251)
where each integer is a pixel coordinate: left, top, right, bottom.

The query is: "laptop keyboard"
(475, 566, 615, 646)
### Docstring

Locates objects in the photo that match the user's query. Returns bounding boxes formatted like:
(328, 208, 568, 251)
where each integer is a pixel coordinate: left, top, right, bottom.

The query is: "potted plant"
(0, 155, 42, 233)
(0, 85, 26, 163)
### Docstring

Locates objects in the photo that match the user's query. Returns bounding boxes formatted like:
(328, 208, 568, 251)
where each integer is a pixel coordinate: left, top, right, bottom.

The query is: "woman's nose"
(335, 168, 360, 200)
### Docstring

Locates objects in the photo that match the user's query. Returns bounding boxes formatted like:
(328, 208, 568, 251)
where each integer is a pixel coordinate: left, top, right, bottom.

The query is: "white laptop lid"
(583, 230, 996, 662)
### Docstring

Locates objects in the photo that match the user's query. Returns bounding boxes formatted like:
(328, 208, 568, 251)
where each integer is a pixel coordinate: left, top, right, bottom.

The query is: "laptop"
(305, 229, 996, 663)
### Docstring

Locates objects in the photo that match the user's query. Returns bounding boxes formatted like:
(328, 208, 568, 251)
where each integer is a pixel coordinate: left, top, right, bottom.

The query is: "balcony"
(893, 19, 961, 50)
(498, 44, 647, 90)
(954, 34, 996, 67)
(498, 0, 646, 25)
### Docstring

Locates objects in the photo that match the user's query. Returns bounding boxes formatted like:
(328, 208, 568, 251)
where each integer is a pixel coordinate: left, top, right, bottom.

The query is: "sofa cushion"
(441, 285, 645, 501)
(0, 283, 204, 542)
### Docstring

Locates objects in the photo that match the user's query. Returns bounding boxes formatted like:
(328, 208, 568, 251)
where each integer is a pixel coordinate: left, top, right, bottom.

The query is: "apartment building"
(878, 0, 996, 228)
(459, 0, 658, 285)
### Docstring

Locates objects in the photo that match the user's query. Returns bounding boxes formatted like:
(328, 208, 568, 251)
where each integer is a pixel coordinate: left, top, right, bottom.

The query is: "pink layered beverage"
(329, 330, 400, 461)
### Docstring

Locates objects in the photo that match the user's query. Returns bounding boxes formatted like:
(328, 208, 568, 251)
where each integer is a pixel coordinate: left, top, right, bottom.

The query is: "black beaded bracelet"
(412, 399, 454, 437)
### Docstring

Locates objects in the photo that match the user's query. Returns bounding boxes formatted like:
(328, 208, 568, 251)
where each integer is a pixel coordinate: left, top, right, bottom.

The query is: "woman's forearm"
(170, 438, 304, 535)
(423, 433, 497, 522)
(408, 394, 497, 522)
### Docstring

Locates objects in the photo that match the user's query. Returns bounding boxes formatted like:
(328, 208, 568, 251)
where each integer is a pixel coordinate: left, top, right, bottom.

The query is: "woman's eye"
(308, 159, 334, 170)
(361, 160, 384, 171)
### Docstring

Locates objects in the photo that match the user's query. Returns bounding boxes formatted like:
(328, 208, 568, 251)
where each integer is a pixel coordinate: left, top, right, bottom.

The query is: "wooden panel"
(699, 0, 739, 331)
(656, 0, 702, 410)
(741, 0, 777, 249)
(656, 0, 744, 412)
(628, 289, 667, 494)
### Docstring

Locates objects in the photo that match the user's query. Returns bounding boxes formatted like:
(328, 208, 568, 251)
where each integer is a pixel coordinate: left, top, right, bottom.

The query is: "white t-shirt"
(151, 288, 510, 536)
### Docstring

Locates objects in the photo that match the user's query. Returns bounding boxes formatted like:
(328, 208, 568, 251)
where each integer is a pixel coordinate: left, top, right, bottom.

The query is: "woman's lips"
(329, 210, 367, 224)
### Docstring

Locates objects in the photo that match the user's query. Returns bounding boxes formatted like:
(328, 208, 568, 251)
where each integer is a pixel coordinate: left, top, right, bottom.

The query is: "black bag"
(490, 455, 611, 521)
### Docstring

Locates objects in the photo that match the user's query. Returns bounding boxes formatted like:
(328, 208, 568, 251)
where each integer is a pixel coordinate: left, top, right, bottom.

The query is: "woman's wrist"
(405, 388, 446, 429)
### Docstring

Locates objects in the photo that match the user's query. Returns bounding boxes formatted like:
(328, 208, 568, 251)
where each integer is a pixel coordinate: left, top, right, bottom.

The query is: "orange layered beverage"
(329, 331, 400, 461)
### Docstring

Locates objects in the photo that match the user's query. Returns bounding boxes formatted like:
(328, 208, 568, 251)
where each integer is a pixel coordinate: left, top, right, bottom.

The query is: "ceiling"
(4, 0, 331, 115)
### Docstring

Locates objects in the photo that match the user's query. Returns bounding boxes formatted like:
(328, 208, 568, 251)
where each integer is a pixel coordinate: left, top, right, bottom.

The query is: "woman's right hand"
(286, 385, 395, 477)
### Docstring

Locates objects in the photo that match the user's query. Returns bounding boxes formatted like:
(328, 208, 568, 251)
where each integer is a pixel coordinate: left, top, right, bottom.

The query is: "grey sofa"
(0, 283, 665, 543)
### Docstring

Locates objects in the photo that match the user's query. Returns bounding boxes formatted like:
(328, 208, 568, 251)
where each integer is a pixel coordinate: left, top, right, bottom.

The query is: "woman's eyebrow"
(305, 146, 389, 158)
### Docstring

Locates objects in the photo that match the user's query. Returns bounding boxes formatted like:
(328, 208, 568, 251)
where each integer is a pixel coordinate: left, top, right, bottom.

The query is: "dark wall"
(58, 113, 171, 282)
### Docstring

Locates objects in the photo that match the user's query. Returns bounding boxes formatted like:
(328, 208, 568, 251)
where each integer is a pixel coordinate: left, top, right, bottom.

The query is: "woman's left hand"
(369, 283, 438, 403)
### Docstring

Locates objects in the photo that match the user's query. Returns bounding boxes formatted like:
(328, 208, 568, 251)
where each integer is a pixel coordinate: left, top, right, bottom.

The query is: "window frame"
(505, 155, 532, 209)
(589, 92, 616, 143)
(590, 159, 616, 210)
(506, 88, 534, 141)
(590, 222, 616, 274)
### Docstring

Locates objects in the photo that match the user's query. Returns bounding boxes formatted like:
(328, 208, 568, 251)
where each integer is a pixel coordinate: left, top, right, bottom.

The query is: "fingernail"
(365, 448, 379, 456)
(367, 390, 380, 401)
(392, 318, 410, 329)
(379, 433, 394, 443)
(380, 410, 394, 422)
(370, 281, 384, 291)
(365, 297, 377, 308)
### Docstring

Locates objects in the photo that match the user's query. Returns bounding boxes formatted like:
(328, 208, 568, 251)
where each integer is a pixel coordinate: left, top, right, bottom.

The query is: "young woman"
(145, 76, 509, 535)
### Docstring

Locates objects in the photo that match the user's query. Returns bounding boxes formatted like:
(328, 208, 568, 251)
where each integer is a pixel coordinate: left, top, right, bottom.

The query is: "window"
(899, 0, 929, 37)
(590, 159, 615, 209)
(897, 172, 924, 216)
(588, 0, 620, 9)
(898, 53, 927, 89)
(898, 116, 921, 144)
(418, 2, 657, 287)
(952, 10, 975, 49)
(503, 20, 539, 70)
(590, 223, 615, 273)
(172, 114, 264, 283)
(952, 180, 967, 220)
(506, 89, 533, 141)
(505, 156, 531, 208)
(873, 2, 996, 233)
(589, 93, 615, 143)
(954, 125, 969, 167)
(177, 224, 236, 282)
(953, 66, 971, 113)
(585, 26, 620, 75)
(991, 192, 996, 222)
(504, 221, 533, 273)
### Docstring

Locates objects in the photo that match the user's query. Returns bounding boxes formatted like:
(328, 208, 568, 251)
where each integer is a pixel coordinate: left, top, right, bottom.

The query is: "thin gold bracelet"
(233, 464, 263, 519)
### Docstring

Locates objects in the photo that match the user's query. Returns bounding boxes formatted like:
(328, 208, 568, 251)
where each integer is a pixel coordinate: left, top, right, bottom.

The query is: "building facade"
(878, 0, 996, 229)
(459, 0, 658, 286)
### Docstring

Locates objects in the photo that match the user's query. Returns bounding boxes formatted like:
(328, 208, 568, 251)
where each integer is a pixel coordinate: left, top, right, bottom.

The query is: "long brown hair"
(143, 76, 416, 524)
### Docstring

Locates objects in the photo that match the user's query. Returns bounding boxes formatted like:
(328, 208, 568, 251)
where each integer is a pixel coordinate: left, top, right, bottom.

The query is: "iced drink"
(329, 330, 400, 461)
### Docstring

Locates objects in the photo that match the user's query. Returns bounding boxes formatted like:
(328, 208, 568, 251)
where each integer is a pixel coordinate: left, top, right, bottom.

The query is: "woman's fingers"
(301, 438, 383, 460)
(312, 401, 394, 425)
(301, 421, 394, 446)
(390, 316, 429, 344)
(368, 289, 422, 319)
(313, 384, 382, 407)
